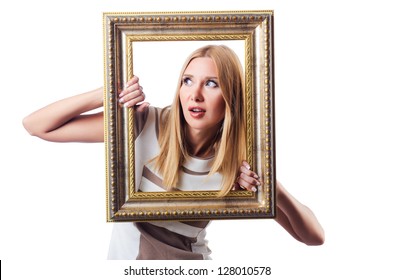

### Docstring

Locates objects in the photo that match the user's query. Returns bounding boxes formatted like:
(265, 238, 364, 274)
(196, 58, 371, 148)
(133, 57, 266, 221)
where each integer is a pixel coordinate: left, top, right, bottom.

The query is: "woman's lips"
(188, 106, 206, 118)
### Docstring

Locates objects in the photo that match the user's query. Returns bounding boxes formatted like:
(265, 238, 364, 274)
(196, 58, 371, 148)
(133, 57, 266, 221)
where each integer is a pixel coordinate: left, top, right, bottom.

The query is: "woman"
(23, 45, 324, 260)
(135, 45, 246, 196)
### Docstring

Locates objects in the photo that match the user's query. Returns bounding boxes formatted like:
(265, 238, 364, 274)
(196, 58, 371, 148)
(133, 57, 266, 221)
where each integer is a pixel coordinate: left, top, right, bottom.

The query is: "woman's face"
(179, 57, 226, 135)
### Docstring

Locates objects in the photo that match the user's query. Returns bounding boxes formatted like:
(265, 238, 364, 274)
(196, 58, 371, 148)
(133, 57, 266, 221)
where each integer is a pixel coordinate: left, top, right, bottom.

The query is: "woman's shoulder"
(135, 106, 169, 138)
(139, 105, 168, 116)
(151, 105, 171, 123)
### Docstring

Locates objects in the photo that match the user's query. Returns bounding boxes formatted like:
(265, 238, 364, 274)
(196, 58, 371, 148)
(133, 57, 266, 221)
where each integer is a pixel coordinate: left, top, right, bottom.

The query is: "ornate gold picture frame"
(103, 10, 275, 222)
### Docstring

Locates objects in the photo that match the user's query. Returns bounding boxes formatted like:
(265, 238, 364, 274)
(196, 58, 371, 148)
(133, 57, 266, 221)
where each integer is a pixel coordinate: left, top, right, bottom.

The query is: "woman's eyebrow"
(183, 74, 218, 80)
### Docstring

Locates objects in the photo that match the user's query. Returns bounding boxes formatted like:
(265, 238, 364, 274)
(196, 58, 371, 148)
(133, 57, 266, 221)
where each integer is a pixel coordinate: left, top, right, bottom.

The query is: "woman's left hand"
(233, 161, 261, 192)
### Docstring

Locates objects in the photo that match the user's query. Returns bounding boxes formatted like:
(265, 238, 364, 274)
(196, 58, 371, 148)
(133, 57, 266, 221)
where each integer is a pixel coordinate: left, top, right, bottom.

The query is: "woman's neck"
(185, 125, 221, 158)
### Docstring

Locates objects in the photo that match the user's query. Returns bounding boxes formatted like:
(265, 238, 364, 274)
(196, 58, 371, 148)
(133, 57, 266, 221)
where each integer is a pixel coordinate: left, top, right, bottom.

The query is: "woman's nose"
(190, 85, 204, 102)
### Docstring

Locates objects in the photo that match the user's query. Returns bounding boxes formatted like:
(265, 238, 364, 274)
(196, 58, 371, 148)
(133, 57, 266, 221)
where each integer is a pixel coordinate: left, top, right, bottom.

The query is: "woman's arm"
(23, 87, 105, 142)
(22, 76, 147, 143)
(275, 181, 325, 245)
(236, 161, 324, 245)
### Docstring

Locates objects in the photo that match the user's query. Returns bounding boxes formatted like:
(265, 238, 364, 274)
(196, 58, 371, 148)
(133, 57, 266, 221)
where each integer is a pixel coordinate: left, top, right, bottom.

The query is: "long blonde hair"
(154, 45, 246, 196)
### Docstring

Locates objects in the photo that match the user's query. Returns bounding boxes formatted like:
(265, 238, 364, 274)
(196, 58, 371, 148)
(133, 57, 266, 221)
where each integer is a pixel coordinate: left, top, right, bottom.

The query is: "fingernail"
(251, 187, 257, 192)
(119, 98, 124, 103)
(253, 174, 259, 179)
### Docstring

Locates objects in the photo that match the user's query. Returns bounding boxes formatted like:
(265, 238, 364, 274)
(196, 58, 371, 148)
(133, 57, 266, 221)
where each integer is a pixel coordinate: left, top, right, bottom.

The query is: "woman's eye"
(206, 80, 218, 87)
(182, 77, 192, 86)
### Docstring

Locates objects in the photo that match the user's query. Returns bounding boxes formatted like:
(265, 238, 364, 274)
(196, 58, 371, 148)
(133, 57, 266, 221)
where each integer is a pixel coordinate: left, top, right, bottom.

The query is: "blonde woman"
(136, 45, 246, 196)
(23, 45, 324, 260)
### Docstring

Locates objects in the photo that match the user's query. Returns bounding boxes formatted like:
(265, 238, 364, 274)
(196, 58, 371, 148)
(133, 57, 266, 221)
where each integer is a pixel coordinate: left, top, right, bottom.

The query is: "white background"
(1, 0, 392, 279)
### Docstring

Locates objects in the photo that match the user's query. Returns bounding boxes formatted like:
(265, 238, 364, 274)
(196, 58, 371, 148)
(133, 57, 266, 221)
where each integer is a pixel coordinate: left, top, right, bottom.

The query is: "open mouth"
(188, 106, 206, 118)
(190, 108, 205, 112)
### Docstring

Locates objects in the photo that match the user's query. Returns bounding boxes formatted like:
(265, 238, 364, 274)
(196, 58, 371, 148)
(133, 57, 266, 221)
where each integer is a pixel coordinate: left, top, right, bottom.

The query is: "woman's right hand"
(119, 76, 149, 111)
(23, 75, 149, 143)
